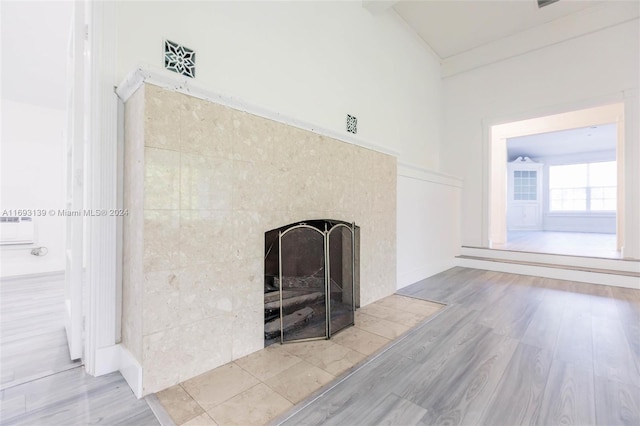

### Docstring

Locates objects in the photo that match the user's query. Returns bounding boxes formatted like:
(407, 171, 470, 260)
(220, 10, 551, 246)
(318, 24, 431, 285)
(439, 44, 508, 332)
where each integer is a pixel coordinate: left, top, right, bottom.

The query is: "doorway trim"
(81, 0, 121, 376)
(482, 91, 639, 259)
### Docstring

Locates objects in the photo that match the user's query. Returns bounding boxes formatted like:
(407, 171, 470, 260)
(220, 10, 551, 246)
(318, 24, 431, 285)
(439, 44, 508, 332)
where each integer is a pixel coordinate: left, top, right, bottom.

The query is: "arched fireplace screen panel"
(327, 224, 355, 337)
(279, 225, 327, 343)
(264, 220, 357, 345)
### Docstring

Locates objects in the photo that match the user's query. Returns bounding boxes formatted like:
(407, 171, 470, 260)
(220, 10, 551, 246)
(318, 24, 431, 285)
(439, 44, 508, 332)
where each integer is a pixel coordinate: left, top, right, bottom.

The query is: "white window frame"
(549, 161, 616, 213)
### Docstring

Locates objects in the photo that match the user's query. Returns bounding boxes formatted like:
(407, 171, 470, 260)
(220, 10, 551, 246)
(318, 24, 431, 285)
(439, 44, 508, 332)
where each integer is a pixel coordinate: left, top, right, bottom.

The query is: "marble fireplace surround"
(121, 80, 397, 396)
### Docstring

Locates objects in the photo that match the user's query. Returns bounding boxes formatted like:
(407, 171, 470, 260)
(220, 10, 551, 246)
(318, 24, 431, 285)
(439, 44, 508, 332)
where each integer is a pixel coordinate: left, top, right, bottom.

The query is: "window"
(549, 161, 616, 212)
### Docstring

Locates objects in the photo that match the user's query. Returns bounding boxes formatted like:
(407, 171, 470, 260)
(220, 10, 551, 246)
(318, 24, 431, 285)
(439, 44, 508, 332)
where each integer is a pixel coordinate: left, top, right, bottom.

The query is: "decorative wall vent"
(346, 114, 357, 134)
(164, 40, 196, 78)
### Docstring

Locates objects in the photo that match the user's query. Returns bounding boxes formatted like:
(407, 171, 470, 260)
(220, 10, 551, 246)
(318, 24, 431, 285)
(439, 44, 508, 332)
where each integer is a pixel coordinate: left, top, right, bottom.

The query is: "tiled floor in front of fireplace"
(155, 294, 444, 426)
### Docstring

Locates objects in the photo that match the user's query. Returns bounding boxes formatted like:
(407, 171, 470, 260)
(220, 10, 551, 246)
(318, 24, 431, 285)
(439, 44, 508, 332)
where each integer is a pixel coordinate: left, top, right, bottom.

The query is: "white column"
(84, 0, 120, 375)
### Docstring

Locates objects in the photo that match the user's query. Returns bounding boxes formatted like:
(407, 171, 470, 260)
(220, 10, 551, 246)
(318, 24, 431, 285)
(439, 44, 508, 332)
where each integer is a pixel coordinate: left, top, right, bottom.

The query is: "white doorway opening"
(487, 102, 626, 259)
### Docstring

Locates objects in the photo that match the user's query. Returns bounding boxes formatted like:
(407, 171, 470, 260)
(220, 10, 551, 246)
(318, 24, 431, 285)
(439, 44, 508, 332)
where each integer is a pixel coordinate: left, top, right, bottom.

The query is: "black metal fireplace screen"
(264, 219, 359, 345)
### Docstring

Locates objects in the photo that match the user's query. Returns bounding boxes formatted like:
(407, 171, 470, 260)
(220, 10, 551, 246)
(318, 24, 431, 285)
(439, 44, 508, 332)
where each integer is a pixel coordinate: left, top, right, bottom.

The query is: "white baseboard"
(397, 259, 458, 290)
(93, 344, 143, 398)
(94, 345, 121, 376)
(119, 345, 143, 398)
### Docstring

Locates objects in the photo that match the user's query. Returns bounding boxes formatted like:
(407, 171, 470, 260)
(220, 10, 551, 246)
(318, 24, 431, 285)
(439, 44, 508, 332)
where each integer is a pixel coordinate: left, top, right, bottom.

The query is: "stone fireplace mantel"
(120, 80, 397, 396)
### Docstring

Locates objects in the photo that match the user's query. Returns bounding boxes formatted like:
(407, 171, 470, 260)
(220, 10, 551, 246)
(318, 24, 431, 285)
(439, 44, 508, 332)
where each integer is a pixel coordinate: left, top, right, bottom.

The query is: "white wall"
(442, 20, 639, 248)
(0, 100, 66, 277)
(115, 1, 441, 170)
(115, 1, 456, 287)
(397, 167, 461, 289)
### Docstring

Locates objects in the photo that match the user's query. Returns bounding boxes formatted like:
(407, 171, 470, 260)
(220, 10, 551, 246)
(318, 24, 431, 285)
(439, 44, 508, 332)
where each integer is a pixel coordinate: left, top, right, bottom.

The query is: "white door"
(63, 1, 85, 361)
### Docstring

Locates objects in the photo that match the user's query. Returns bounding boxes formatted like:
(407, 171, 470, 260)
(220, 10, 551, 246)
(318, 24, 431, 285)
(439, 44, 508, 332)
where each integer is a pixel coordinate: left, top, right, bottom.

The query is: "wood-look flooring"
(278, 267, 640, 426)
(0, 367, 159, 425)
(0, 272, 80, 389)
(0, 273, 159, 425)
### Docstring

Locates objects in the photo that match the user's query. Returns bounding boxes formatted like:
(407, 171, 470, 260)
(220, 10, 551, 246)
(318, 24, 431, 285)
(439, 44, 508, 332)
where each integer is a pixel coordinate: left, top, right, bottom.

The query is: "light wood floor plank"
(594, 375, 640, 426)
(611, 287, 640, 376)
(278, 268, 640, 426)
(359, 393, 427, 426)
(480, 343, 553, 425)
(415, 331, 518, 425)
(1, 274, 158, 424)
(0, 274, 78, 389)
(554, 296, 594, 370)
(535, 360, 596, 426)
(397, 267, 485, 303)
(592, 317, 640, 387)
(521, 290, 565, 351)
(0, 367, 159, 425)
(394, 324, 494, 405)
(282, 353, 419, 425)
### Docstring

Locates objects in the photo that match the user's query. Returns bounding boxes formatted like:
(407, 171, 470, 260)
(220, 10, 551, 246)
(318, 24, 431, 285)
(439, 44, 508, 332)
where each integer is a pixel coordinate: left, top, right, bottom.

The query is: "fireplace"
(264, 220, 360, 345)
(120, 82, 396, 395)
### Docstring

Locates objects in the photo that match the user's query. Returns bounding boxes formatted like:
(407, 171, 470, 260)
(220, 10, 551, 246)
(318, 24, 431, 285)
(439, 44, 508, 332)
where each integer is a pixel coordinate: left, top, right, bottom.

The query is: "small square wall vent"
(346, 114, 357, 134)
(164, 40, 196, 78)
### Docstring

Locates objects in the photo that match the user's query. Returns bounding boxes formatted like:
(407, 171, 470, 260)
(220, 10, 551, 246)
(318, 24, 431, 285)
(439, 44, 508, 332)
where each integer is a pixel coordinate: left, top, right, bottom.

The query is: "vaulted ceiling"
(393, 0, 604, 58)
(389, 0, 638, 76)
(1, 1, 638, 110)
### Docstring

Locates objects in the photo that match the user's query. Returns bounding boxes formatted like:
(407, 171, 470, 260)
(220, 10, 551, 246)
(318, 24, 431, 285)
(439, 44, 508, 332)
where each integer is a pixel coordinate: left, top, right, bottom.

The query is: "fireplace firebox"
(264, 220, 360, 346)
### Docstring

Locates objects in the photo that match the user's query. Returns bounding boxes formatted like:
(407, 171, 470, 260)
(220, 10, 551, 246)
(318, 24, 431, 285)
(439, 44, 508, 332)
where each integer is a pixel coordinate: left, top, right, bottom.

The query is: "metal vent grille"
(164, 40, 196, 78)
(346, 114, 357, 134)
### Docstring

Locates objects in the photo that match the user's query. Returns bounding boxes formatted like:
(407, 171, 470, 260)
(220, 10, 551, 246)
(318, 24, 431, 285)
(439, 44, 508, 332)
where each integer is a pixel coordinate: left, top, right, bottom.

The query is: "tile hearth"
(155, 294, 443, 425)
